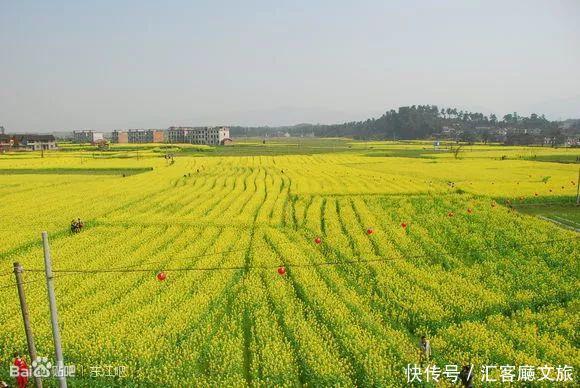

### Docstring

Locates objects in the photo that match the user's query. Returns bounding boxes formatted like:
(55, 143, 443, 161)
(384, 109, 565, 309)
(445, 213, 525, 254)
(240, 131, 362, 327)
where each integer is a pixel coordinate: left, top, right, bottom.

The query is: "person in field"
(419, 335, 431, 365)
(13, 353, 28, 388)
(70, 218, 84, 233)
(71, 219, 79, 233)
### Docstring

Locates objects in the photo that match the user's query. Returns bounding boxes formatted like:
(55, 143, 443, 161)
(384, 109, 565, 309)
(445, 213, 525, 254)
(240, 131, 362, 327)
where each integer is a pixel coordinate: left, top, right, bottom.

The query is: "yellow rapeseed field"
(0, 141, 578, 386)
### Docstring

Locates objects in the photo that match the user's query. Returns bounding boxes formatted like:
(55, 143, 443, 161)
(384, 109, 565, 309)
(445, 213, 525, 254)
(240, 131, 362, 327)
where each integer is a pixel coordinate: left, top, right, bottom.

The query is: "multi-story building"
(167, 126, 230, 145)
(112, 127, 229, 145)
(112, 129, 163, 143)
(125, 129, 164, 143)
(127, 129, 152, 143)
(166, 127, 192, 143)
(112, 130, 128, 144)
(73, 130, 104, 144)
(152, 130, 164, 143)
(208, 126, 230, 145)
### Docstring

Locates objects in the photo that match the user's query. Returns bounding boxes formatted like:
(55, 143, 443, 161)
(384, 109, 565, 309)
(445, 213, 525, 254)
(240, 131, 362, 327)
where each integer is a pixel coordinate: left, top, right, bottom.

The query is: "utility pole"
(13, 262, 43, 388)
(576, 167, 579, 206)
(42, 232, 67, 388)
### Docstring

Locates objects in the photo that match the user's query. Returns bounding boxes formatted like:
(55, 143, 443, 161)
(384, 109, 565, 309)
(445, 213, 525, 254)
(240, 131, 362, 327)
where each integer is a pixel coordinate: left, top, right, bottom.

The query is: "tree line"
(231, 105, 576, 145)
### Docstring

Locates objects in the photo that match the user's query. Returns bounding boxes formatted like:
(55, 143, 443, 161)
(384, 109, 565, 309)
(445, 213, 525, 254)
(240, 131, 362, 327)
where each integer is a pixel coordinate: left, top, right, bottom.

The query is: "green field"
(514, 204, 580, 231)
(0, 140, 578, 386)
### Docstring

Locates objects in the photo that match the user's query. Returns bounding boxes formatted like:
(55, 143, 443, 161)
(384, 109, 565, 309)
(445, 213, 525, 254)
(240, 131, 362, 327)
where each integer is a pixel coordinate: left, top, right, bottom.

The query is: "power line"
(0, 237, 300, 274)
(114, 239, 298, 271)
(0, 270, 68, 291)
(22, 236, 579, 275)
(0, 277, 46, 291)
(1, 272, 80, 291)
(284, 235, 579, 268)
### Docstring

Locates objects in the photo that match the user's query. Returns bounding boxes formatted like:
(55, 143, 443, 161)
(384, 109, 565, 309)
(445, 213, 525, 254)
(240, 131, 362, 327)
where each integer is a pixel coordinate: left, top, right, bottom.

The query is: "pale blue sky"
(1, 0, 579, 132)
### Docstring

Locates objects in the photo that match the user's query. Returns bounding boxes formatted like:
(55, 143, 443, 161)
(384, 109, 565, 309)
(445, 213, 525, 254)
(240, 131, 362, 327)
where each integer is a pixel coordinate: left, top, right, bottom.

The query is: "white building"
(167, 126, 230, 145)
(12, 135, 57, 151)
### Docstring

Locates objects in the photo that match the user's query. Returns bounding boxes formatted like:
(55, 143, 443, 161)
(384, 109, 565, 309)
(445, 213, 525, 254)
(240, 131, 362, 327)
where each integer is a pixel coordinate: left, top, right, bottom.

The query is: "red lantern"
(366, 228, 374, 235)
(401, 222, 407, 229)
(277, 266, 286, 275)
(314, 237, 322, 244)
(157, 272, 166, 281)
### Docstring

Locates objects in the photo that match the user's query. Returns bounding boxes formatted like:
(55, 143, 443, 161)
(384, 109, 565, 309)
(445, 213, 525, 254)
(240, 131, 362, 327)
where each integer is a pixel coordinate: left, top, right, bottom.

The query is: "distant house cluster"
(0, 134, 57, 152)
(67, 126, 231, 146)
(111, 126, 231, 145)
(436, 126, 579, 146)
(0, 126, 232, 152)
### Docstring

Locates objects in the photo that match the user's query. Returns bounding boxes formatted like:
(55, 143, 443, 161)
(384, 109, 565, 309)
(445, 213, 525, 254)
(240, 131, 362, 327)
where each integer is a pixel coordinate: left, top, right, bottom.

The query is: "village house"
(565, 136, 579, 147)
(0, 134, 13, 152)
(11, 134, 57, 151)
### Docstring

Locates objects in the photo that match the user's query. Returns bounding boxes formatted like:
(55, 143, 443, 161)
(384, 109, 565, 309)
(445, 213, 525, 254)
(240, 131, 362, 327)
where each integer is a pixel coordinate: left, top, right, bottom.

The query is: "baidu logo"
(10, 356, 75, 378)
(31, 357, 52, 378)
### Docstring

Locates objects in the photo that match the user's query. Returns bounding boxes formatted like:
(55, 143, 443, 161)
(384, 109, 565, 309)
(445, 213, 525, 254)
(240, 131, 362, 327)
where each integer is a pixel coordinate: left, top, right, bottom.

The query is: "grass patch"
(0, 167, 153, 175)
(364, 148, 441, 158)
(522, 153, 580, 164)
(514, 203, 580, 229)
